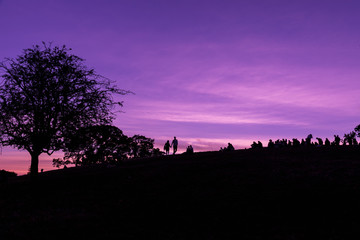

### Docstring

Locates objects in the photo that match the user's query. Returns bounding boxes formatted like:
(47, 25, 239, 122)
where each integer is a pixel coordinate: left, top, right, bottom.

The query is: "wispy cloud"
(1, 0, 360, 174)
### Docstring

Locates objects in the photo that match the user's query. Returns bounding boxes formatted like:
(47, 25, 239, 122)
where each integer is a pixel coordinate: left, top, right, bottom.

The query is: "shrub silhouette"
(0, 169, 17, 183)
(129, 135, 155, 158)
(53, 126, 158, 167)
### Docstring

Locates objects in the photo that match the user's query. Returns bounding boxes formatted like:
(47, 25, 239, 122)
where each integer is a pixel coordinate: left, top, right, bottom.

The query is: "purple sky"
(1, 0, 360, 174)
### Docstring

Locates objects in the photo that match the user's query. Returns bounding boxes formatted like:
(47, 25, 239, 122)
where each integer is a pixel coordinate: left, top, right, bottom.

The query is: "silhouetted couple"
(164, 136, 178, 155)
(186, 145, 194, 154)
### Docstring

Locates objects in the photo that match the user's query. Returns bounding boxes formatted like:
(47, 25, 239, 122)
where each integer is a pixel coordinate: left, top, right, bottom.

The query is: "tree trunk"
(30, 152, 40, 176)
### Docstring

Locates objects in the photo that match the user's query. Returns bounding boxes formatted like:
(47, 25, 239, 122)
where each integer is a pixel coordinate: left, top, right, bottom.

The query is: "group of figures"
(163, 137, 178, 155)
(161, 131, 360, 156)
(163, 137, 194, 155)
(220, 143, 235, 152)
(251, 134, 358, 149)
(163, 139, 237, 155)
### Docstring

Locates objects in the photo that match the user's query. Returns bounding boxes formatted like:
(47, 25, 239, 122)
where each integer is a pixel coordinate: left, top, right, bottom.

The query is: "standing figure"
(164, 140, 170, 155)
(325, 138, 330, 146)
(171, 136, 178, 155)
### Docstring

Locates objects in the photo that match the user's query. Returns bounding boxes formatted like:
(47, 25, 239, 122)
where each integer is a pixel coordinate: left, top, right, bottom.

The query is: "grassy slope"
(1, 147, 360, 239)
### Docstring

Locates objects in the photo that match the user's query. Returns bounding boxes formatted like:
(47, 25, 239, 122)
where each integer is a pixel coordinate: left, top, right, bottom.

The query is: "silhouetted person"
(316, 137, 323, 146)
(227, 143, 235, 151)
(334, 135, 341, 146)
(258, 141, 263, 148)
(251, 141, 258, 149)
(275, 139, 281, 148)
(325, 138, 330, 146)
(268, 139, 274, 148)
(164, 140, 170, 155)
(292, 138, 300, 147)
(171, 136, 178, 155)
(306, 134, 313, 146)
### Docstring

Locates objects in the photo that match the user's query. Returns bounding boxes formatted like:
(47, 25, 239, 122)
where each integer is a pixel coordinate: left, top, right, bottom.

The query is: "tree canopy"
(53, 126, 162, 167)
(129, 134, 155, 158)
(0, 43, 130, 175)
(53, 125, 130, 167)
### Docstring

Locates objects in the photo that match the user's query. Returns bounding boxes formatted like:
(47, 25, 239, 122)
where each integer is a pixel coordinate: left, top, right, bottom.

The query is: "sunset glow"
(1, 0, 360, 174)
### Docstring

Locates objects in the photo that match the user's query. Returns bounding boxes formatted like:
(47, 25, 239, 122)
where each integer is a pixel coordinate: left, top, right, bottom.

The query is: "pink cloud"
(1, 0, 360, 174)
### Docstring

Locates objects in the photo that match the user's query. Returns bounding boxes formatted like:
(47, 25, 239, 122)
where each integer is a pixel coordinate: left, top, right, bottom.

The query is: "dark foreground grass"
(1, 147, 360, 239)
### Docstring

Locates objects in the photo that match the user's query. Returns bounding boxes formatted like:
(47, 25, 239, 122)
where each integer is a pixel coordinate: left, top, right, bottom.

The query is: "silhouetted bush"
(0, 169, 17, 183)
(53, 125, 159, 167)
(129, 135, 154, 158)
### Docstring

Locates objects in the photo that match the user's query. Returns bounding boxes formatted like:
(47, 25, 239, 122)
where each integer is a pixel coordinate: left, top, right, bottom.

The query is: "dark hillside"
(1, 147, 360, 239)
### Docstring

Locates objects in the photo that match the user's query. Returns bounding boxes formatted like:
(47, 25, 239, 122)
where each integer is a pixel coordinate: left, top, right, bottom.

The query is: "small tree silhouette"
(129, 135, 154, 158)
(354, 125, 360, 142)
(53, 125, 130, 167)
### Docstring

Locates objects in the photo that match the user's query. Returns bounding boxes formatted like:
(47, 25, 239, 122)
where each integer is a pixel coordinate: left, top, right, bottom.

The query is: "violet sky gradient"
(1, 0, 360, 174)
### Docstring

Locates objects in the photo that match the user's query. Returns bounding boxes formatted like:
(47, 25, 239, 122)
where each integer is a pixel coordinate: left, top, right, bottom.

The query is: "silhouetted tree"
(0, 43, 130, 175)
(129, 135, 154, 158)
(354, 125, 360, 142)
(53, 125, 130, 167)
(151, 148, 165, 156)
